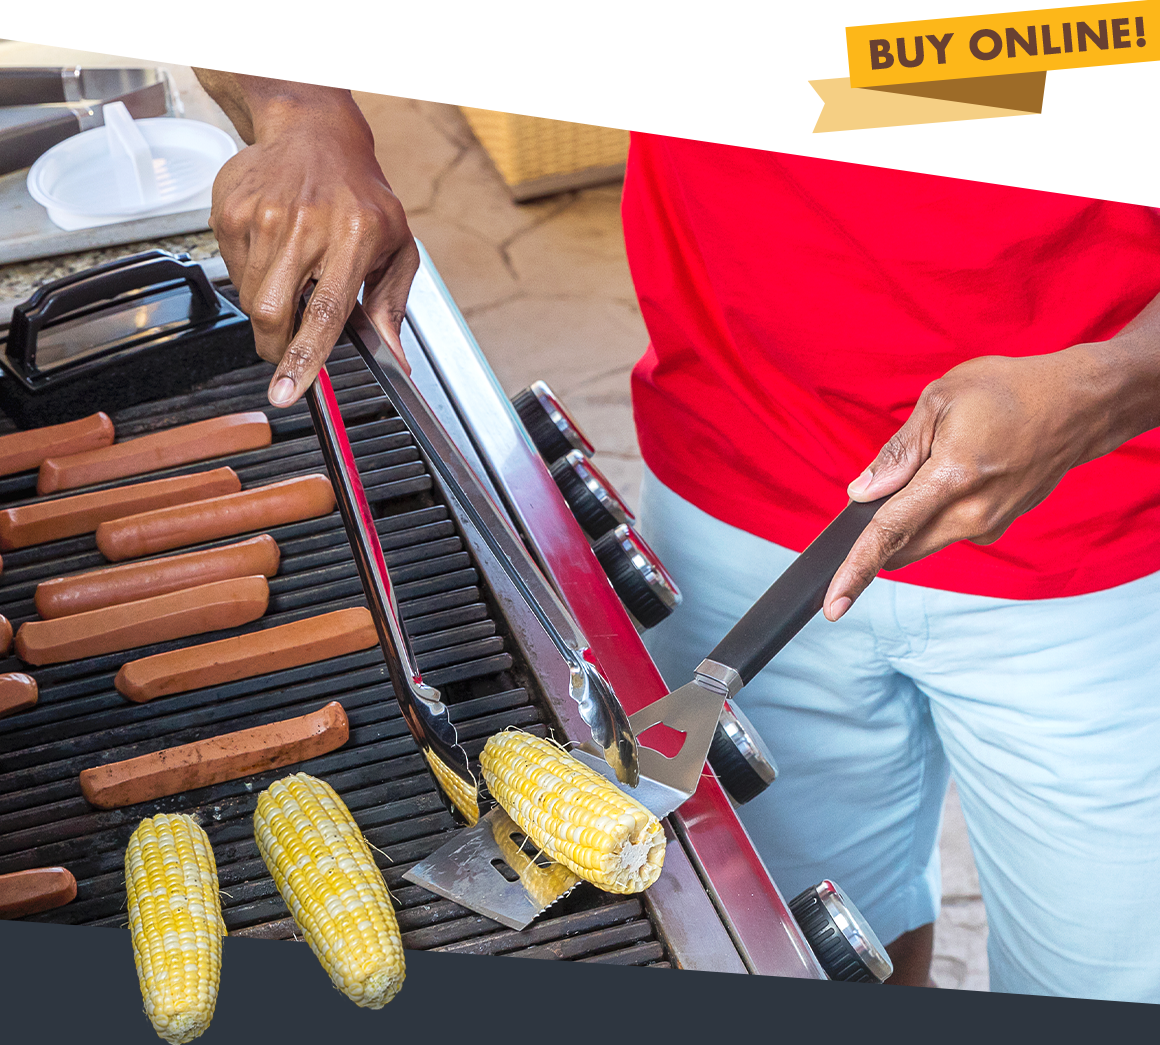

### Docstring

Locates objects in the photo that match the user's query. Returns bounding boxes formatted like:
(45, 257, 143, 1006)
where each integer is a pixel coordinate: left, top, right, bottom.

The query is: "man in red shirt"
(193, 73, 1160, 996)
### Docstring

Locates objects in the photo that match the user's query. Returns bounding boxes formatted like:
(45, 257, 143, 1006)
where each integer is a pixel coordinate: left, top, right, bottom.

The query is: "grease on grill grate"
(0, 338, 668, 968)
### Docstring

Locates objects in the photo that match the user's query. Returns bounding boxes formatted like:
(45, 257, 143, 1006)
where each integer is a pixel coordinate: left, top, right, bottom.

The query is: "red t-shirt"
(623, 133, 1160, 600)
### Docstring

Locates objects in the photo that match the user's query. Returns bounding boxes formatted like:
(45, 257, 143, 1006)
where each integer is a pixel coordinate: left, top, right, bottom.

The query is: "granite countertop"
(0, 231, 221, 306)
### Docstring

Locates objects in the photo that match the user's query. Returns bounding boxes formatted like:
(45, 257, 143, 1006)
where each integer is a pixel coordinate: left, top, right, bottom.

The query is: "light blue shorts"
(637, 467, 1160, 1002)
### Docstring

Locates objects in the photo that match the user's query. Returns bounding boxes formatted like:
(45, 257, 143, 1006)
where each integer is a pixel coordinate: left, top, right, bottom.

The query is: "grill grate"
(0, 334, 668, 968)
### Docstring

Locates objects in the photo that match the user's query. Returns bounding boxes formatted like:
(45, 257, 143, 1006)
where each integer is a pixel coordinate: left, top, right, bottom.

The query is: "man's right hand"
(194, 72, 419, 407)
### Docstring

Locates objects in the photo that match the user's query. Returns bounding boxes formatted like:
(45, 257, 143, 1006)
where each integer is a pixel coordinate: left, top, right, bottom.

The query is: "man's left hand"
(824, 338, 1157, 620)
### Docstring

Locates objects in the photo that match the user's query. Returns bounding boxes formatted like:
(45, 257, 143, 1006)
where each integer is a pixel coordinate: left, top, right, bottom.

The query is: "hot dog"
(96, 474, 336, 562)
(0, 673, 38, 718)
(14, 575, 269, 666)
(78, 701, 350, 809)
(38, 411, 272, 494)
(35, 534, 281, 619)
(0, 467, 241, 551)
(0, 413, 114, 478)
(0, 614, 11, 657)
(0, 867, 77, 917)
(116, 607, 378, 702)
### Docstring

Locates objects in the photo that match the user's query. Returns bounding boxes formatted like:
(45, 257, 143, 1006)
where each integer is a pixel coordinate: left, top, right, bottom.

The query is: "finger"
(267, 264, 362, 407)
(235, 220, 291, 357)
(879, 498, 989, 567)
(207, 165, 251, 291)
(847, 404, 937, 503)
(245, 236, 316, 367)
(823, 459, 955, 620)
(363, 238, 420, 371)
(881, 468, 1062, 565)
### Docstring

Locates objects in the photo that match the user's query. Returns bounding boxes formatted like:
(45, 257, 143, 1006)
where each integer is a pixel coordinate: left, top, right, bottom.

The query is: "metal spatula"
(406, 493, 888, 928)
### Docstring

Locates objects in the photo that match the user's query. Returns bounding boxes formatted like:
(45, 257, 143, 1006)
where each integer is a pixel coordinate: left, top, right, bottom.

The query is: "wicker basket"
(459, 107, 629, 201)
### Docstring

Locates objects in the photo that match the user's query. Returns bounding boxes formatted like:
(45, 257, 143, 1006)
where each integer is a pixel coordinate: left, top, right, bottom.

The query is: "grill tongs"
(306, 368, 484, 823)
(306, 307, 638, 824)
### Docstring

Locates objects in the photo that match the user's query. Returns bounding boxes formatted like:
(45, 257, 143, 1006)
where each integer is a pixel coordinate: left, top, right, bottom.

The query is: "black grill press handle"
(707, 496, 888, 687)
(7, 251, 218, 375)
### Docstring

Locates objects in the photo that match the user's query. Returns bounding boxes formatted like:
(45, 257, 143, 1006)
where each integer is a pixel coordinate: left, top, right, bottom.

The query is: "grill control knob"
(592, 524, 681, 629)
(708, 702, 778, 804)
(511, 381, 594, 464)
(550, 450, 634, 538)
(789, 881, 894, 983)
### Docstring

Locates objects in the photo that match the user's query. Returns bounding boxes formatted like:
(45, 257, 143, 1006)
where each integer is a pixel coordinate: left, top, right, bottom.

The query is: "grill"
(0, 251, 831, 979)
(0, 326, 670, 966)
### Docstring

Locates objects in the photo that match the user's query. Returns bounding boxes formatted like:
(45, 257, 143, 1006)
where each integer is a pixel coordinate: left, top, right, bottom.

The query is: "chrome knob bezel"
(608, 523, 682, 614)
(529, 380, 594, 458)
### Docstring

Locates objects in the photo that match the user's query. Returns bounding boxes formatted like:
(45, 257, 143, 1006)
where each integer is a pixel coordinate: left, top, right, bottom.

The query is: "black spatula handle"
(707, 496, 888, 686)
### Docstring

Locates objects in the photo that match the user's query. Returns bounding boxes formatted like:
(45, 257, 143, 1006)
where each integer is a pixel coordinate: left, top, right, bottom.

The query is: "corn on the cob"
(480, 731, 666, 894)
(254, 773, 405, 1008)
(423, 747, 480, 826)
(490, 809, 581, 908)
(125, 813, 225, 1044)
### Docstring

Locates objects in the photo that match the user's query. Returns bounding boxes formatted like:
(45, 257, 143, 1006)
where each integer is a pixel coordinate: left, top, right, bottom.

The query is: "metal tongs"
(322, 301, 890, 929)
(306, 306, 638, 825)
(307, 368, 481, 822)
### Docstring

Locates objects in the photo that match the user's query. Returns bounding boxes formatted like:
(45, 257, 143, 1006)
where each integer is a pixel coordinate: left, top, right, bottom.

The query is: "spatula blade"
(570, 749, 691, 818)
(403, 808, 581, 931)
(625, 678, 728, 804)
(404, 743, 694, 931)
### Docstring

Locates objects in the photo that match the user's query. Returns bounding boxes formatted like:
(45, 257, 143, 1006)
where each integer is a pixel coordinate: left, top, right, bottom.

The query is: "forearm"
(192, 70, 371, 148)
(1070, 290, 1160, 461)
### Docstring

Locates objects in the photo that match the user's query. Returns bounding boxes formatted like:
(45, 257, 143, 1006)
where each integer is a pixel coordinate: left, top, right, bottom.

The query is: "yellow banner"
(847, 2, 1158, 87)
(812, 71, 1045, 131)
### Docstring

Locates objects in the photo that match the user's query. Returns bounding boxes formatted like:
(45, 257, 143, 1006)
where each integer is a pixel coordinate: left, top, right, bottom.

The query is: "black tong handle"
(0, 68, 68, 106)
(708, 497, 888, 686)
(0, 112, 79, 177)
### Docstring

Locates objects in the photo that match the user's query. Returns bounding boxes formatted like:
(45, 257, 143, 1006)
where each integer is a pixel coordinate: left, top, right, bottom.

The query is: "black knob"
(788, 881, 893, 983)
(550, 450, 634, 538)
(592, 524, 681, 629)
(708, 702, 778, 804)
(511, 381, 594, 464)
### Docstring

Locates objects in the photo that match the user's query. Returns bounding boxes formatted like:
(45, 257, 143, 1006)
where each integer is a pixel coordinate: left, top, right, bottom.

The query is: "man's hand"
(823, 318, 1160, 621)
(194, 72, 418, 407)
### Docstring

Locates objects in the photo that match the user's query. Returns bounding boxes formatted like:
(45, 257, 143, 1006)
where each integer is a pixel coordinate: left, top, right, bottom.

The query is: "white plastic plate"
(27, 116, 236, 231)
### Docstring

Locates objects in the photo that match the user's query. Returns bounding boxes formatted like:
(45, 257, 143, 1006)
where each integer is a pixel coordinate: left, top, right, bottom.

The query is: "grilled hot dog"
(0, 413, 114, 478)
(0, 673, 38, 718)
(38, 411, 272, 494)
(116, 607, 378, 702)
(35, 534, 280, 619)
(14, 575, 269, 666)
(78, 701, 350, 809)
(0, 467, 241, 551)
(0, 867, 77, 917)
(96, 475, 335, 561)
